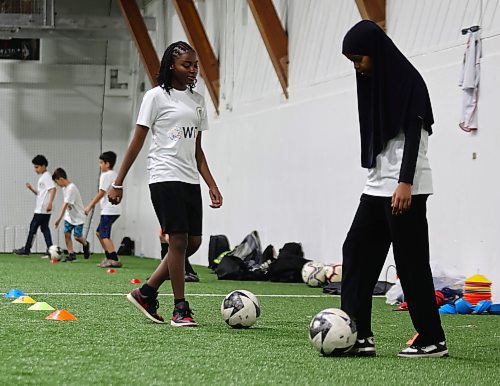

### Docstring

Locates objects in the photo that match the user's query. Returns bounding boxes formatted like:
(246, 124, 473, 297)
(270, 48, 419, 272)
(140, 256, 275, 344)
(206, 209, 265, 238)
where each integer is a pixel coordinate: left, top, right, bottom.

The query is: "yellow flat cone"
(465, 274, 492, 284)
(12, 296, 36, 304)
(28, 302, 55, 311)
(46, 309, 77, 321)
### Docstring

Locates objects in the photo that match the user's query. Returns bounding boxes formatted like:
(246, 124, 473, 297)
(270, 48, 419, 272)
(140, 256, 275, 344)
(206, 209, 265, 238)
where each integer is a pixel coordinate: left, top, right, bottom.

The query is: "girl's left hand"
(391, 182, 412, 215)
(209, 186, 223, 208)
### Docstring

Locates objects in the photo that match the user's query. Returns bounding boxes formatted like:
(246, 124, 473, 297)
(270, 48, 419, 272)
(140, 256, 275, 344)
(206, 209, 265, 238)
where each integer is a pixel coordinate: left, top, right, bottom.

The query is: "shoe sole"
(344, 348, 376, 357)
(398, 350, 449, 358)
(346, 350, 376, 357)
(170, 320, 199, 327)
(126, 293, 165, 324)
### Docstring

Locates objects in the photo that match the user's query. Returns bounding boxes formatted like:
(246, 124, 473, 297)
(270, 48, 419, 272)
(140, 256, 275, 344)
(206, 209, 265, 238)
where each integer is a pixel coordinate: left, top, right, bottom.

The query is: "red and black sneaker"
(127, 289, 164, 324)
(171, 301, 198, 327)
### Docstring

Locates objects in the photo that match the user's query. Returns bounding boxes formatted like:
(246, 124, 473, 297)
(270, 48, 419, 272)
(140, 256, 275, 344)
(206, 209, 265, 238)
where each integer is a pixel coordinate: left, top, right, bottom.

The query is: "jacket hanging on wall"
(459, 29, 481, 132)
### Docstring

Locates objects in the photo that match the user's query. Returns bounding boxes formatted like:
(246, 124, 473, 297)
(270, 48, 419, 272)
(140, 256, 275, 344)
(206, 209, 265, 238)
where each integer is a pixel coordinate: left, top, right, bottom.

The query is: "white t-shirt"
(62, 183, 86, 225)
(363, 129, 433, 196)
(34, 171, 56, 214)
(136, 86, 209, 184)
(99, 170, 122, 215)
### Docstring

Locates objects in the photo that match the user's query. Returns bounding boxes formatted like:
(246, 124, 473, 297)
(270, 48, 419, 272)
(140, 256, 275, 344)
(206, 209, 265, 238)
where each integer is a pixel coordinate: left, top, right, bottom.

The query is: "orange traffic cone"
(46, 310, 77, 321)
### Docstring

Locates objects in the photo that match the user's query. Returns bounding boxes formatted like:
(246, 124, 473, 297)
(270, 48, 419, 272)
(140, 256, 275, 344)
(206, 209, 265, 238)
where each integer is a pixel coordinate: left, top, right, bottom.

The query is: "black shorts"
(149, 181, 202, 236)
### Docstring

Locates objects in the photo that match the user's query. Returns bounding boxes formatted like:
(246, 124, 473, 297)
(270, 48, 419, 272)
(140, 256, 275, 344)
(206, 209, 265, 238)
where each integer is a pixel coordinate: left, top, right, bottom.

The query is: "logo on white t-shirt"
(167, 127, 183, 141)
(196, 106, 204, 122)
(167, 126, 198, 141)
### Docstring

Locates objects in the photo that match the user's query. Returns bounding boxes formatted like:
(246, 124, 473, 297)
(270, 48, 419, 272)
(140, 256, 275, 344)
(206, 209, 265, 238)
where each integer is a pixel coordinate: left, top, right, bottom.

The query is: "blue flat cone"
(3, 289, 25, 299)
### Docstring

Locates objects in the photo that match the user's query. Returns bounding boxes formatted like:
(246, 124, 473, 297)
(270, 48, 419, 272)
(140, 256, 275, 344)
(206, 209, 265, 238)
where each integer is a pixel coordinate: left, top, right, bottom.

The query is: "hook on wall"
(461, 25, 480, 35)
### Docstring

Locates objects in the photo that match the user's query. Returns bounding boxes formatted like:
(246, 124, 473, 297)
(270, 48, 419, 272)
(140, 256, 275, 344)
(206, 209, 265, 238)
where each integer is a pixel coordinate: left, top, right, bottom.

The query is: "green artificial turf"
(0, 254, 499, 385)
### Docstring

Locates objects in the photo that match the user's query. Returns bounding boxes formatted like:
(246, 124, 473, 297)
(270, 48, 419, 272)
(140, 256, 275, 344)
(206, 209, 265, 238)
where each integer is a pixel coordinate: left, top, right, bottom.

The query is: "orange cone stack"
(463, 274, 492, 306)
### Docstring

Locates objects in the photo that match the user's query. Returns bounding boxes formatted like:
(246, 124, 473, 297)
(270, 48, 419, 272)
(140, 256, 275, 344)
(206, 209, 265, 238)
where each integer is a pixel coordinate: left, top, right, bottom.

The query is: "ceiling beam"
(247, 0, 288, 98)
(117, 0, 159, 87)
(355, 0, 386, 29)
(172, 0, 220, 114)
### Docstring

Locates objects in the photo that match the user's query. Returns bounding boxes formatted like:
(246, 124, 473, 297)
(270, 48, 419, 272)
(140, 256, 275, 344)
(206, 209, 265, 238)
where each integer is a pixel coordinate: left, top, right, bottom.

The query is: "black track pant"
(25, 213, 52, 252)
(341, 194, 445, 345)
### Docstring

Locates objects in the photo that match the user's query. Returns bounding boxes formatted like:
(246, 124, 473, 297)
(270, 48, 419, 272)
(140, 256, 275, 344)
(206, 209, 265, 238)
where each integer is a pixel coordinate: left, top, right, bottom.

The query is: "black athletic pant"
(25, 213, 53, 252)
(341, 194, 445, 345)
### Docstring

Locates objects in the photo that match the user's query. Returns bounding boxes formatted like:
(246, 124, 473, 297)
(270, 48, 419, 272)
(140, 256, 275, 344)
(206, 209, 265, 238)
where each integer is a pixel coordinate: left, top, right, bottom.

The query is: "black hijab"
(342, 20, 434, 169)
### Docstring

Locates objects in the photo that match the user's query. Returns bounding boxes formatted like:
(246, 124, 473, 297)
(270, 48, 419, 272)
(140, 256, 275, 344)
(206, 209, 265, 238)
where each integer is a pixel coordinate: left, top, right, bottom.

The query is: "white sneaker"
(398, 341, 448, 358)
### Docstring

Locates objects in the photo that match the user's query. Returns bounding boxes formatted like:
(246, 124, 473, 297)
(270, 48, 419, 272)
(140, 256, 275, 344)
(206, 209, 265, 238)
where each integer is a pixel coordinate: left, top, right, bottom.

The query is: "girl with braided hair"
(109, 41, 223, 327)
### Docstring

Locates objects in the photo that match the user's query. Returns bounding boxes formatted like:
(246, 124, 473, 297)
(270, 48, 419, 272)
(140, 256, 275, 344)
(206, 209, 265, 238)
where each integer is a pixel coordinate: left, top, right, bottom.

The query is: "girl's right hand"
(209, 186, 223, 208)
(108, 187, 123, 205)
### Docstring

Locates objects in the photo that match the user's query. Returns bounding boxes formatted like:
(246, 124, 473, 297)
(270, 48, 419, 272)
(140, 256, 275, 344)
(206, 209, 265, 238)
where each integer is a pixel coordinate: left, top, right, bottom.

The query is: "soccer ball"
(323, 264, 343, 284)
(221, 290, 260, 328)
(301, 262, 326, 287)
(48, 245, 63, 259)
(309, 308, 357, 356)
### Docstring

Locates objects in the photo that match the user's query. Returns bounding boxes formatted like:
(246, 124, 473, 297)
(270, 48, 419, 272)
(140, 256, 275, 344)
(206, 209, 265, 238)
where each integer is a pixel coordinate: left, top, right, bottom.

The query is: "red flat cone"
(46, 309, 77, 321)
(51, 258, 59, 263)
(130, 278, 142, 284)
(107, 268, 116, 274)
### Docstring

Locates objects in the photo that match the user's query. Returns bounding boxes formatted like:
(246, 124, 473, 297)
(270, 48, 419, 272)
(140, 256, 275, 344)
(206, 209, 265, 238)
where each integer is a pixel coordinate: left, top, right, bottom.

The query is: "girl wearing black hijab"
(340, 20, 447, 358)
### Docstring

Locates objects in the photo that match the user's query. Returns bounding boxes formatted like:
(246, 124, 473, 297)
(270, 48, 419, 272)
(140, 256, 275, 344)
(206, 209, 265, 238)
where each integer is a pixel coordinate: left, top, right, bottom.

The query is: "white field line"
(23, 292, 335, 298)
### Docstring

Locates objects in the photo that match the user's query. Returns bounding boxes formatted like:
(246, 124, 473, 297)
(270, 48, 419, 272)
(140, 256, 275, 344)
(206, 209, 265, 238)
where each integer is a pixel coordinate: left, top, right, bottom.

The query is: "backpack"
(214, 231, 269, 281)
(268, 242, 309, 283)
(208, 235, 230, 270)
(117, 237, 135, 256)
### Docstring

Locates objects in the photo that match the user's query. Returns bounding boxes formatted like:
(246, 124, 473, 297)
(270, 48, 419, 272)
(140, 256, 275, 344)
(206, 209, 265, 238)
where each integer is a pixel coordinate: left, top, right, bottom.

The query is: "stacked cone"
(463, 274, 492, 306)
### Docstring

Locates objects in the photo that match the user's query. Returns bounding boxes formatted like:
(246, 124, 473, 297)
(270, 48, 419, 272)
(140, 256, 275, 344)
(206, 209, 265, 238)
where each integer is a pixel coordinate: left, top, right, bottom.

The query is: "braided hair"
(157, 41, 196, 93)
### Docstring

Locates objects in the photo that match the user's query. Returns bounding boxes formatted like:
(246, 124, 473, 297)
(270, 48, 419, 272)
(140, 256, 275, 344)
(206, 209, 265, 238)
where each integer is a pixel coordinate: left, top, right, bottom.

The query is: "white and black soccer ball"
(308, 308, 357, 356)
(48, 245, 63, 259)
(323, 264, 343, 284)
(301, 262, 326, 287)
(221, 290, 260, 328)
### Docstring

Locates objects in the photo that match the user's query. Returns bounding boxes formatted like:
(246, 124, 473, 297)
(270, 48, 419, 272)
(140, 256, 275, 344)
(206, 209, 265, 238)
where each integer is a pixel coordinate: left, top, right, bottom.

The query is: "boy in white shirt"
(52, 168, 90, 262)
(84, 151, 123, 268)
(14, 155, 56, 257)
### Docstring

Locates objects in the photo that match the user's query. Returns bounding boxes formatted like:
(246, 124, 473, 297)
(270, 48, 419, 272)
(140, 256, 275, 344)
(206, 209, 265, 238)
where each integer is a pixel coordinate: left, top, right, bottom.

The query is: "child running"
(14, 155, 56, 257)
(84, 151, 123, 268)
(109, 41, 222, 327)
(52, 168, 90, 262)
